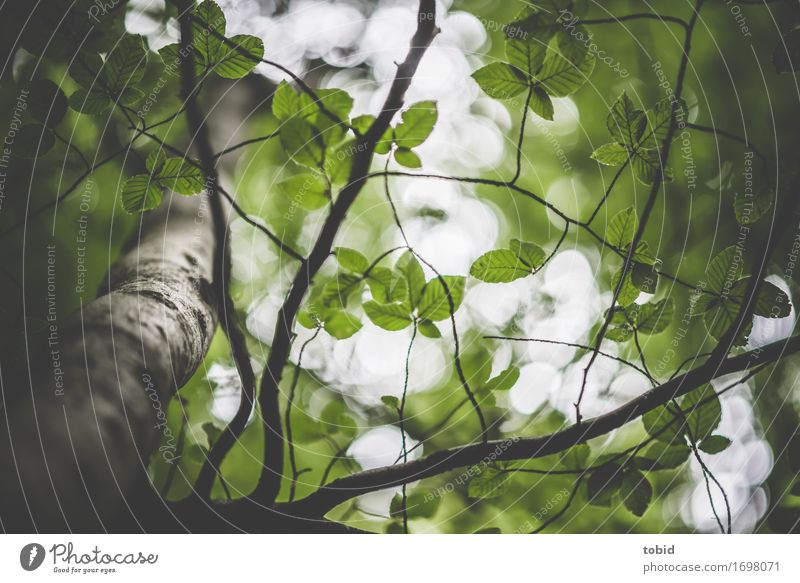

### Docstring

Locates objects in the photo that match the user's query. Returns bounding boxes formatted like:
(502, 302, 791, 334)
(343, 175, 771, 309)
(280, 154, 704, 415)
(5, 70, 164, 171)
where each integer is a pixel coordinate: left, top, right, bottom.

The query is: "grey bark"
(0, 192, 216, 532)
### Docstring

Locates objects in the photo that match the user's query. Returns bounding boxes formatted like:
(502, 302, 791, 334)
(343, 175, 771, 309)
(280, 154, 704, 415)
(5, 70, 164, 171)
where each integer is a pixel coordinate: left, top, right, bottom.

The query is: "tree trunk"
(0, 192, 217, 532)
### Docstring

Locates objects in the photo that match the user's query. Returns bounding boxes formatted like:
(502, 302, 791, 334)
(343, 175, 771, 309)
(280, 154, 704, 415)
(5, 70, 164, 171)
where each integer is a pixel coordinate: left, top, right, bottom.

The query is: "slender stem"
(399, 322, 418, 533)
(578, 0, 706, 424)
(287, 327, 322, 502)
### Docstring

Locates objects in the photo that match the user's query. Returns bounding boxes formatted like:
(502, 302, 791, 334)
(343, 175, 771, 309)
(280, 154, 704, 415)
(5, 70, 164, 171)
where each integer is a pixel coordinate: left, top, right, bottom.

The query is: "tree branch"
(251, 0, 440, 506)
(278, 334, 798, 518)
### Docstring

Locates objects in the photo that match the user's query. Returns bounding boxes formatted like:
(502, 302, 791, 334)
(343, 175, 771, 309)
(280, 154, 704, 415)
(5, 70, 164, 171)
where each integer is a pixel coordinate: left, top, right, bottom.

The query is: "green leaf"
(122, 174, 162, 214)
(607, 207, 638, 250)
(146, 149, 167, 174)
(528, 85, 554, 120)
(320, 400, 357, 435)
(396, 252, 426, 308)
(631, 262, 658, 294)
(363, 301, 412, 331)
(607, 91, 646, 147)
(509, 239, 546, 269)
(394, 101, 437, 149)
(700, 294, 750, 343)
(334, 247, 369, 273)
(323, 310, 362, 339)
(467, 466, 508, 499)
(381, 395, 400, 409)
(535, 31, 595, 97)
(640, 97, 687, 150)
(280, 117, 325, 169)
(636, 298, 674, 334)
(560, 443, 590, 471)
(192, 0, 226, 62)
(706, 246, 742, 294)
(681, 384, 722, 442)
(211, 34, 264, 78)
(28, 79, 67, 126)
(120, 87, 145, 105)
(297, 309, 320, 329)
(321, 272, 362, 307)
(470, 249, 531, 283)
(471, 62, 529, 99)
(104, 34, 147, 91)
(69, 52, 104, 89)
(394, 148, 422, 168)
(326, 139, 356, 184)
(635, 441, 691, 471)
(631, 149, 670, 185)
(417, 276, 466, 321)
(698, 435, 732, 454)
(621, 470, 652, 516)
(351, 114, 375, 135)
(642, 403, 684, 444)
(391, 490, 440, 519)
(611, 267, 640, 307)
(506, 36, 547, 77)
(591, 142, 629, 166)
(484, 366, 520, 392)
(418, 320, 441, 339)
(587, 464, 624, 507)
(365, 267, 392, 302)
(606, 326, 633, 342)
(272, 81, 302, 121)
(734, 187, 774, 225)
(754, 280, 792, 318)
(279, 173, 330, 210)
(68, 89, 112, 114)
(157, 158, 205, 195)
(299, 88, 354, 126)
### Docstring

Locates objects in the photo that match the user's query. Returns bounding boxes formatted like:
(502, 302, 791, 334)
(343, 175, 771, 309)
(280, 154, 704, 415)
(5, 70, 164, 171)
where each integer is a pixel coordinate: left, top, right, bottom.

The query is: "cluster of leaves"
(299, 250, 465, 341)
(471, 4, 595, 120)
(8, 1, 148, 158)
(603, 207, 658, 302)
(591, 92, 686, 185)
(583, 384, 729, 517)
(273, 81, 355, 202)
(693, 245, 791, 344)
(68, 34, 149, 115)
(274, 81, 438, 214)
(158, 1, 264, 81)
(369, 101, 438, 168)
(121, 150, 205, 213)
